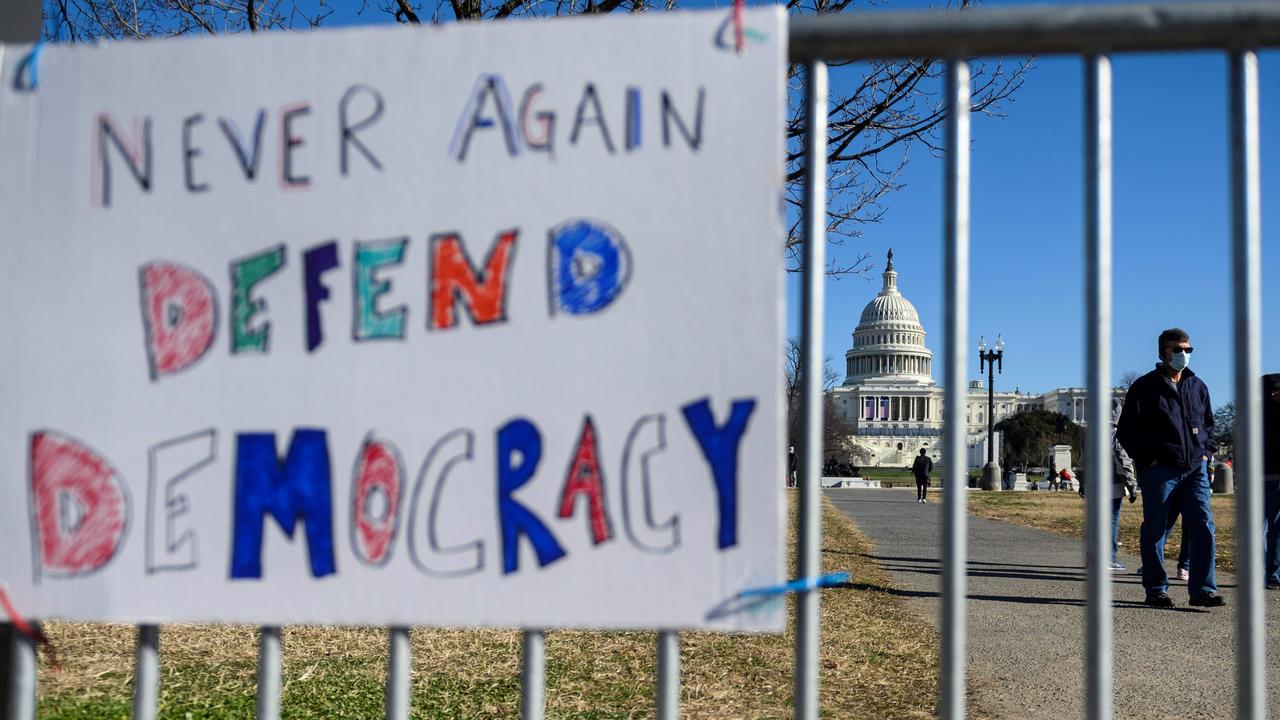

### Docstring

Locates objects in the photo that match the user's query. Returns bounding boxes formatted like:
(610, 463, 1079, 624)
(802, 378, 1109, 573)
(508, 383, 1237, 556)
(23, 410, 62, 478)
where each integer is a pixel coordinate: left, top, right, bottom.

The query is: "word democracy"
(28, 398, 756, 583)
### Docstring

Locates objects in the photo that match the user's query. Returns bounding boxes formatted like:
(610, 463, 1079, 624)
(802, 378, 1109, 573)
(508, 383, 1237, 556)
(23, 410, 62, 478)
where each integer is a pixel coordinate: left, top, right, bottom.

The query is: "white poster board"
(0, 8, 787, 631)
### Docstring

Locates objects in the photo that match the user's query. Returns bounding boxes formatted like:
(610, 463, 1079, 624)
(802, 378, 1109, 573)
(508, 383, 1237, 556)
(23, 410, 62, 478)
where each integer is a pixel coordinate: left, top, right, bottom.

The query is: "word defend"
(138, 219, 632, 379)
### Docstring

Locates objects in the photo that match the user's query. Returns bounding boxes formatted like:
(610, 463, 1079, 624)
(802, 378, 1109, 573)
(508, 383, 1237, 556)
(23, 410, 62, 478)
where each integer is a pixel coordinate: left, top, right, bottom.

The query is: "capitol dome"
(843, 249, 934, 386)
(859, 291, 922, 326)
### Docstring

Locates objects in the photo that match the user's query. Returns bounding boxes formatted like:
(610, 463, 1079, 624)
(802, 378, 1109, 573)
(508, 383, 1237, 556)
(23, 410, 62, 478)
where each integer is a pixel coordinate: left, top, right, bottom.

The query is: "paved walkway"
(826, 488, 1280, 720)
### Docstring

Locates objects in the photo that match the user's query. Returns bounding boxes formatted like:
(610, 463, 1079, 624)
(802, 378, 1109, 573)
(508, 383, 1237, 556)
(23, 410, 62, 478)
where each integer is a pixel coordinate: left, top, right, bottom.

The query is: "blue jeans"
(1139, 461, 1217, 597)
(1264, 479, 1280, 585)
(1163, 500, 1191, 571)
(1111, 496, 1122, 564)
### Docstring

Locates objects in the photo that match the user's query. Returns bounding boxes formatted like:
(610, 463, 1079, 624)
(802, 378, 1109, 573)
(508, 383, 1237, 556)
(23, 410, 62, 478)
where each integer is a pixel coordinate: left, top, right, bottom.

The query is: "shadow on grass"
(821, 547, 862, 556)
(862, 553, 1239, 590)
(823, 492, 921, 504)
(837, 581, 1209, 612)
(865, 554, 1092, 582)
(863, 554, 1085, 570)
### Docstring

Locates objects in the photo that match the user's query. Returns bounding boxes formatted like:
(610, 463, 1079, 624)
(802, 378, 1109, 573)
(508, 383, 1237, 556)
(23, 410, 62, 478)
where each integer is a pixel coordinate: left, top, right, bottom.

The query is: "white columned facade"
(834, 251, 944, 467)
(829, 251, 1110, 469)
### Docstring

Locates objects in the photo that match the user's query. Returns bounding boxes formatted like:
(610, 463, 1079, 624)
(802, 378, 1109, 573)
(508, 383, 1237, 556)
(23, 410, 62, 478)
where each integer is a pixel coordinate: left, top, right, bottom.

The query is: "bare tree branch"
(492, 0, 526, 20)
(172, 0, 218, 34)
(57, 0, 81, 40)
(396, 0, 421, 23)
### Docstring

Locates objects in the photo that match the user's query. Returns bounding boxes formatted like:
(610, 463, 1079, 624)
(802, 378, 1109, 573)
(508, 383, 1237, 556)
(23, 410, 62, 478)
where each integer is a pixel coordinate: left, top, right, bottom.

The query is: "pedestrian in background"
(1117, 328, 1223, 608)
(913, 448, 933, 504)
(1081, 399, 1139, 571)
(1047, 454, 1061, 492)
(1262, 373, 1280, 590)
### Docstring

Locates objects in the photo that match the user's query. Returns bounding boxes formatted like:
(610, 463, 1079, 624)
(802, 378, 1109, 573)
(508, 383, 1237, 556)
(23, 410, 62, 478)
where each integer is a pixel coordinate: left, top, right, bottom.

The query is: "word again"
(449, 76, 706, 161)
(25, 397, 757, 582)
(138, 218, 632, 380)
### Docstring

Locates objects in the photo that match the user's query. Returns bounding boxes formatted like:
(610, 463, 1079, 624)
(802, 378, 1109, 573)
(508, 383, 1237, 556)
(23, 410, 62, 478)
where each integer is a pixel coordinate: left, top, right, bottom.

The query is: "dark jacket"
(912, 454, 933, 479)
(1265, 373, 1280, 475)
(1117, 365, 1216, 471)
(1078, 401, 1136, 491)
(1112, 400, 1137, 484)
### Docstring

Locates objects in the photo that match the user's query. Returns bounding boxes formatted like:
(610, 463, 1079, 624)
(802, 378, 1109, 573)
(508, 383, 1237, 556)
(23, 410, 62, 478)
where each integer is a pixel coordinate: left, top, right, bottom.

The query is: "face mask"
(1168, 351, 1190, 372)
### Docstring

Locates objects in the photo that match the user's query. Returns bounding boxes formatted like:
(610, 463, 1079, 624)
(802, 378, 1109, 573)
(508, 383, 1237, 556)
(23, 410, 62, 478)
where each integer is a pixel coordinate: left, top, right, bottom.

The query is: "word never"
(92, 85, 384, 207)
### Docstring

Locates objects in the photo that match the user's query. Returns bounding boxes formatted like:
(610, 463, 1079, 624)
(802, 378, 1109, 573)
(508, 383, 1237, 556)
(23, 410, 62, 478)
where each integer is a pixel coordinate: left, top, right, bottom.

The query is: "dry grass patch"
(36, 496, 938, 719)
(967, 492, 1238, 574)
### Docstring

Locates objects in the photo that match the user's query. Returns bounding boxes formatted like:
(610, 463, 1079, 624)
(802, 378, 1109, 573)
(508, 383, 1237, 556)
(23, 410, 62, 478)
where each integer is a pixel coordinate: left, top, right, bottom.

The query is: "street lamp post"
(978, 334, 1005, 491)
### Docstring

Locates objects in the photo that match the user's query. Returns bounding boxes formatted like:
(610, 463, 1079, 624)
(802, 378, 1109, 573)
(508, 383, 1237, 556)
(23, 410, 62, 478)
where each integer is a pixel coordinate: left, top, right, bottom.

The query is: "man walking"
(1117, 328, 1224, 608)
(912, 448, 933, 504)
(1262, 373, 1280, 590)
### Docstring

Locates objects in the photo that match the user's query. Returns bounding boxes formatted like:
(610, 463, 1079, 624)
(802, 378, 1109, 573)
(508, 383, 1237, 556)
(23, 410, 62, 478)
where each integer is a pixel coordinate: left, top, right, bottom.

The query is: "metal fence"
(5, 2, 1280, 719)
(793, 3, 1277, 720)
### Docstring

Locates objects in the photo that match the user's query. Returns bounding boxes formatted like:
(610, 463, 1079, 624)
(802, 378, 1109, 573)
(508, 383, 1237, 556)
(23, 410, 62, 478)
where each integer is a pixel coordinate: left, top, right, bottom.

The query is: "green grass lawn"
(34, 496, 943, 719)
(857, 468, 915, 478)
(859, 468, 997, 489)
(968, 491, 1239, 574)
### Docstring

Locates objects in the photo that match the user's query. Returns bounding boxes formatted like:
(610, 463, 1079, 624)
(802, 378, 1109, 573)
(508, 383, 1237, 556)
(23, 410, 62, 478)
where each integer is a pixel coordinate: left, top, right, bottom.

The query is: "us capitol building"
(828, 250, 1101, 468)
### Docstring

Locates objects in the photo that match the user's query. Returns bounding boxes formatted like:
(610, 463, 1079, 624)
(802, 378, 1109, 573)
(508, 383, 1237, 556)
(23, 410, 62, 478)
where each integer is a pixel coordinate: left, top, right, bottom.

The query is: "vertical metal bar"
(0, 624, 9, 716)
(386, 626, 410, 720)
(940, 58, 970, 720)
(1230, 47, 1265, 720)
(256, 626, 282, 720)
(520, 629, 545, 720)
(133, 624, 161, 720)
(1084, 53, 1114, 720)
(795, 59, 828, 720)
(656, 630, 679, 720)
(6, 623, 36, 720)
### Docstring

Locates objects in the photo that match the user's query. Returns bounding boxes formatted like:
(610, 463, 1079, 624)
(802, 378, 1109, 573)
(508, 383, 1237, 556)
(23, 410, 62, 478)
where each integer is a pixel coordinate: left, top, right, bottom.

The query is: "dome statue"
(843, 249, 934, 386)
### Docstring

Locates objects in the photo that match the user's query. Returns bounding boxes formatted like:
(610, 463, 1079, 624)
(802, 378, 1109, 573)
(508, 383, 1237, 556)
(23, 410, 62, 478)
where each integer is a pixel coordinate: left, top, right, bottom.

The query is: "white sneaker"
(1178, 568, 1189, 581)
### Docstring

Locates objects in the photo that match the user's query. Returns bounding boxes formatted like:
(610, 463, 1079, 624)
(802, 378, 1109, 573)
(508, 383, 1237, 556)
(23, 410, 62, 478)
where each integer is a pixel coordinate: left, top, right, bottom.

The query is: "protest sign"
(0, 7, 786, 630)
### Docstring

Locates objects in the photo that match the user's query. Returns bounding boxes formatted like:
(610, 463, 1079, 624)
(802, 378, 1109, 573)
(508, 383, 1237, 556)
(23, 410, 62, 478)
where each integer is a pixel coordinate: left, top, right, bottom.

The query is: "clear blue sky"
(774, 0, 1280, 407)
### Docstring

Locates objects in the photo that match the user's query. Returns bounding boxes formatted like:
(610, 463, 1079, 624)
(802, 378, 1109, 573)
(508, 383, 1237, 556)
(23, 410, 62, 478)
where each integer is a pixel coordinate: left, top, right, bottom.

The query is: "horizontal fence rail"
(4, 3, 1277, 720)
(789, 0, 1280, 60)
